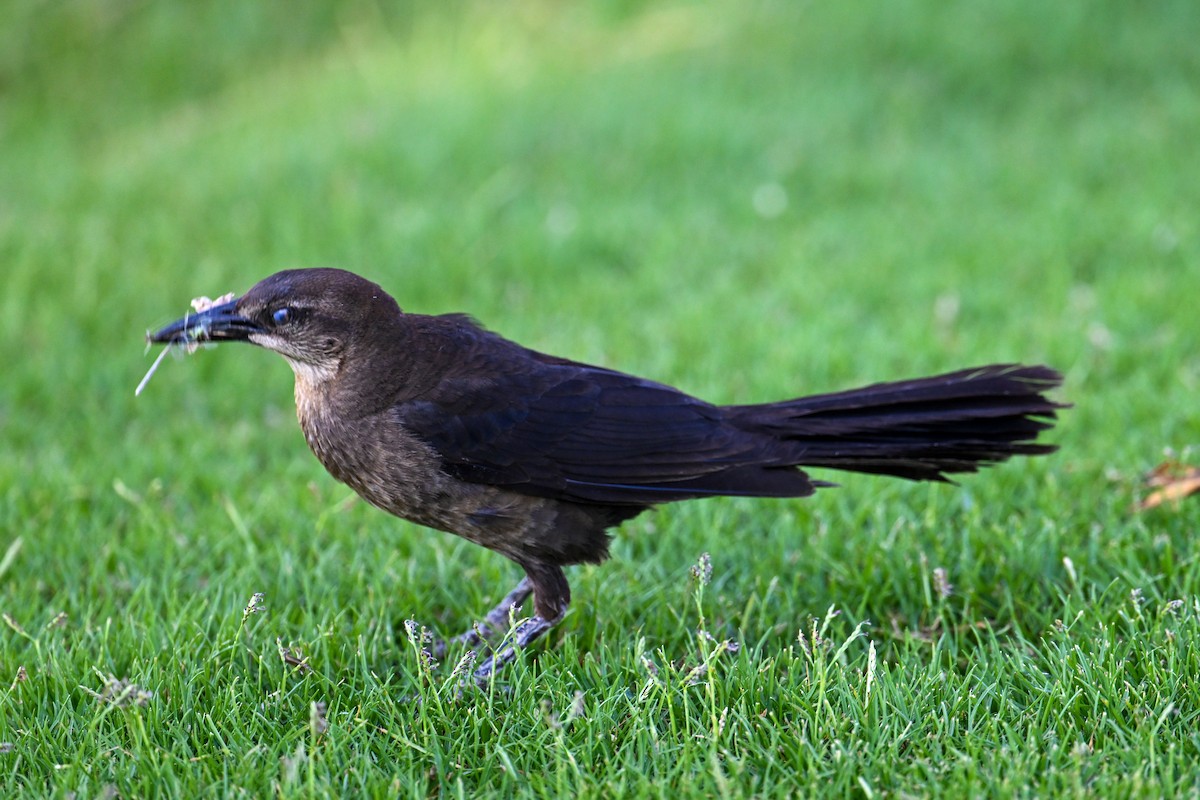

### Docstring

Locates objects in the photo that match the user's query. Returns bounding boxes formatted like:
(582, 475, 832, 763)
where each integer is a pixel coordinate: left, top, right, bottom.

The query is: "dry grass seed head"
(85, 674, 154, 707)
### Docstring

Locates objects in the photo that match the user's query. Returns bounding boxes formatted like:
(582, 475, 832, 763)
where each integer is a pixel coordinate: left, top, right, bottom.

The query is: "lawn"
(2, 0, 1199, 796)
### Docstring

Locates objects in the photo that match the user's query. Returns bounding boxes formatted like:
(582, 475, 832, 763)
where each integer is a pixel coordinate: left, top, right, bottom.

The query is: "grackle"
(148, 268, 1065, 681)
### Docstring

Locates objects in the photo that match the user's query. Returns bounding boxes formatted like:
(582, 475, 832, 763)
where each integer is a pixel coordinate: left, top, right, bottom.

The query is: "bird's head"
(148, 268, 399, 385)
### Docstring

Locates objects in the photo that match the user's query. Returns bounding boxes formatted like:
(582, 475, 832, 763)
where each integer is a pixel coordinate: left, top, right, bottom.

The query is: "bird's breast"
(293, 381, 467, 532)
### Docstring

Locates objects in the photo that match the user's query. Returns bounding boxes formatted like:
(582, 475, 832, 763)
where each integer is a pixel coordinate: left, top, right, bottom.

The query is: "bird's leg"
(472, 563, 569, 683)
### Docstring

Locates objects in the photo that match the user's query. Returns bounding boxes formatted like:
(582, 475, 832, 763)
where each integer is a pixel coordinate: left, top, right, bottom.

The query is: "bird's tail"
(727, 364, 1066, 481)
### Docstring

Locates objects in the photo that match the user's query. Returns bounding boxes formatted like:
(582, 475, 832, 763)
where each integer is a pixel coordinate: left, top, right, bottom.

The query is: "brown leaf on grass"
(1137, 461, 1200, 511)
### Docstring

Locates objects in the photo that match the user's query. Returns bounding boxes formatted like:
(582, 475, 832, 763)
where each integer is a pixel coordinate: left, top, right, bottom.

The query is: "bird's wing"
(393, 331, 816, 506)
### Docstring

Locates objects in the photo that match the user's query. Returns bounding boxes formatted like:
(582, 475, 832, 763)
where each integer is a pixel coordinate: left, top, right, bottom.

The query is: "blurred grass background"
(2, 0, 1199, 796)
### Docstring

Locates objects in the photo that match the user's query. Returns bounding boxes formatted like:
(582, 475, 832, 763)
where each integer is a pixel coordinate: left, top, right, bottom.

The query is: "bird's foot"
(471, 613, 560, 685)
(430, 576, 534, 660)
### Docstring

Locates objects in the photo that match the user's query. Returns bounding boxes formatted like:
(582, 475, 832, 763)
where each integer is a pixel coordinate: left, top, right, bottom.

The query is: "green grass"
(2, 0, 1199, 796)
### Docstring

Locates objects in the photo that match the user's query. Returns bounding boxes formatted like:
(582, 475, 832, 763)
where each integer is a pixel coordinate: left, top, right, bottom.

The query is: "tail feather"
(728, 364, 1066, 482)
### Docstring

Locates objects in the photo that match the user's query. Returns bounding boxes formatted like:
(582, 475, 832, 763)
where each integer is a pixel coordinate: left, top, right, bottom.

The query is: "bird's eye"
(272, 307, 293, 326)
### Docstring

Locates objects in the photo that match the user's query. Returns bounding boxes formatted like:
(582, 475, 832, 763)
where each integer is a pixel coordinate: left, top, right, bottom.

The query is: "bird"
(147, 268, 1065, 681)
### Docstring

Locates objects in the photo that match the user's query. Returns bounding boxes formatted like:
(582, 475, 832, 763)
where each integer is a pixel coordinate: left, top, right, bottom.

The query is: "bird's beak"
(147, 297, 260, 346)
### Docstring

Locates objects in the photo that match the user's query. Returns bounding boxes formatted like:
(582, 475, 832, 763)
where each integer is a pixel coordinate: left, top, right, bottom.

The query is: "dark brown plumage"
(149, 268, 1066, 680)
